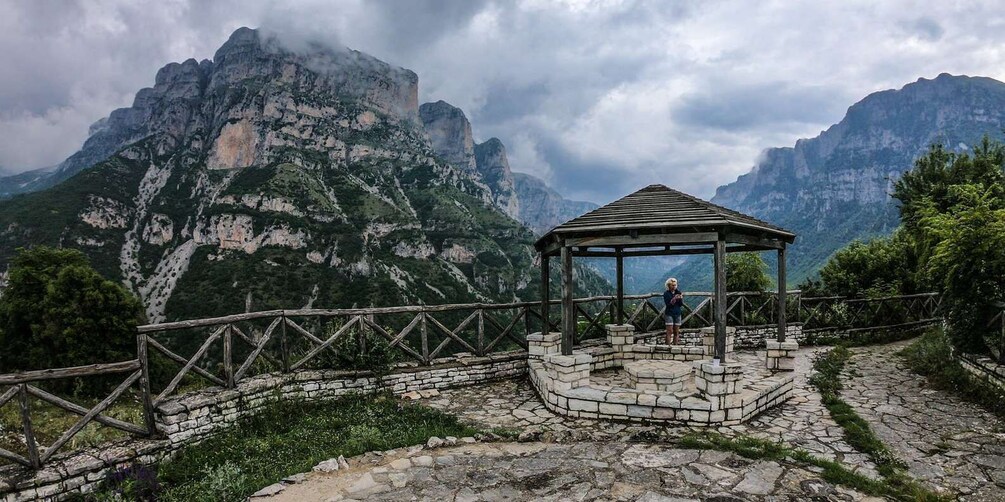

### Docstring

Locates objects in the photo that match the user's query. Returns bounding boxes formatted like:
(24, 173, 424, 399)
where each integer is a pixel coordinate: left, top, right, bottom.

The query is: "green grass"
(808, 346, 948, 501)
(89, 393, 477, 501)
(900, 328, 1005, 419)
(677, 432, 890, 497)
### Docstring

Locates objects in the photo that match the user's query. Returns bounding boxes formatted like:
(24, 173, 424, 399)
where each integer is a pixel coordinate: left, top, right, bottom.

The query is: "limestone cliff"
(672, 73, 1005, 287)
(0, 27, 551, 322)
(417, 100, 596, 233)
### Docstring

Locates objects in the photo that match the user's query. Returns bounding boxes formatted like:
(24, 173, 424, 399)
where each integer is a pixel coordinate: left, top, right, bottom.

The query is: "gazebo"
(534, 184, 796, 360)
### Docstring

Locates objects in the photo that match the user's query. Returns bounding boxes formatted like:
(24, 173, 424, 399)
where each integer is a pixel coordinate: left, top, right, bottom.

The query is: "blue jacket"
(663, 289, 684, 316)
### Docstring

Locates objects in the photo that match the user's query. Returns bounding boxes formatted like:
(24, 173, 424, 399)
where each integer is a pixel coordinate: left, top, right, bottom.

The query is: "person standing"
(663, 278, 684, 345)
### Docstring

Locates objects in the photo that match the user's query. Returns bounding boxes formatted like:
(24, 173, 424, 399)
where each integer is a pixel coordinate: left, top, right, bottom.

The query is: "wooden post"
(713, 238, 727, 362)
(541, 255, 550, 335)
(420, 313, 430, 364)
(777, 246, 787, 342)
(280, 315, 290, 373)
(616, 249, 625, 325)
(561, 245, 574, 355)
(137, 334, 155, 435)
(18, 384, 40, 469)
(477, 309, 486, 356)
(223, 324, 234, 387)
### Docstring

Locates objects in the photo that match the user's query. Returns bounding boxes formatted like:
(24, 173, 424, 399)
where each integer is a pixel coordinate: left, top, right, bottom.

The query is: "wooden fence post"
(18, 384, 40, 469)
(477, 309, 485, 356)
(137, 334, 155, 435)
(280, 314, 290, 373)
(420, 313, 430, 364)
(223, 324, 234, 388)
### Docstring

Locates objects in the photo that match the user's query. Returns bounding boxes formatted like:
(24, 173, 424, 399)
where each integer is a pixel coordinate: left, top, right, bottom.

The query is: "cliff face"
(473, 138, 520, 219)
(418, 100, 595, 232)
(707, 73, 1005, 283)
(512, 173, 597, 234)
(0, 28, 548, 322)
(419, 101, 476, 172)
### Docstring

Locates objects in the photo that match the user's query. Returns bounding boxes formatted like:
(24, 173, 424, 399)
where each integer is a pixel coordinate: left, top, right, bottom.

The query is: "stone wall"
(527, 325, 796, 426)
(959, 354, 1005, 392)
(0, 352, 526, 501)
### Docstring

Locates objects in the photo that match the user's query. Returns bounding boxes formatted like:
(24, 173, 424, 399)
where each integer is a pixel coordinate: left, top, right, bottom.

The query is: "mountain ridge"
(657, 73, 1005, 291)
(0, 27, 607, 323)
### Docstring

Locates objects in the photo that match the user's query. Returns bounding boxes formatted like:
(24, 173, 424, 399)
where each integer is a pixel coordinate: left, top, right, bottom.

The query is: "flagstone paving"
(264, 441, 880, 501)
(842, 340, 1005, 500)
(262, 339, 1005, 500)
(419, 347, 878, 477)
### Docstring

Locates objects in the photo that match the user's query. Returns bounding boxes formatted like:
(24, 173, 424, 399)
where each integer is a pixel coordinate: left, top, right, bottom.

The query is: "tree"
(893, 137, 1005, 236)
(814, 231, 919, 298)
(725, 253, 771, 292)
(919, 184, 1005, 354)
(0, 246, 145, 394)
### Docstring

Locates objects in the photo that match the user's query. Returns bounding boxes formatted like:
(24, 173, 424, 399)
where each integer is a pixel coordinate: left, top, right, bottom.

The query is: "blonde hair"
(665, 277, 678, 290)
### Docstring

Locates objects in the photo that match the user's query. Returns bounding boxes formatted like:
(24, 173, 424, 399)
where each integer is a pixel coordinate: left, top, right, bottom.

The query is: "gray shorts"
(665, 313, 682, 326)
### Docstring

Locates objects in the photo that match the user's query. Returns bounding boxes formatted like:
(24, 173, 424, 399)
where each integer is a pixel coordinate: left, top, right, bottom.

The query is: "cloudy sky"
(2, 0, 1005, 203)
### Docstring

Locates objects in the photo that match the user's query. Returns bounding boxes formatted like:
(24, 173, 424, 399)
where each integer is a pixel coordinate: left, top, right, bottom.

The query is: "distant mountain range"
(658, 73, 1005, 291)
(0, 27, 605, 322)
(4, 28, 1002, 308)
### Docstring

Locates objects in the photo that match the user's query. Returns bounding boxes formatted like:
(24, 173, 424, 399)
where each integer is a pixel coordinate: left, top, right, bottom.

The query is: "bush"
(0, 247, 145, 395)
(299, 319, 396, 374)
(811, 231, 918, 298)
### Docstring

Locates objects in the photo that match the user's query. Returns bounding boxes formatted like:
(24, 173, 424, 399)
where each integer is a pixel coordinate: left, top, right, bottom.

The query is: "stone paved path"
(420, 348, 877, 477)
(264, 441, 879, 501)
(260, 341, 1005, 500)
(842, 340, 1005, 500)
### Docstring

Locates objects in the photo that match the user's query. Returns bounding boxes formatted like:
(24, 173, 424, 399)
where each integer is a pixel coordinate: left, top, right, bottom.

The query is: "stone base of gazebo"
(527, 325, 795, 426)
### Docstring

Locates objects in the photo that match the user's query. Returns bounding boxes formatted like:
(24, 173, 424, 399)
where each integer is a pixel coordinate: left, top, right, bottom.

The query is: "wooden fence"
(0, 359, 153, 469)
(0, 290, 945, 469)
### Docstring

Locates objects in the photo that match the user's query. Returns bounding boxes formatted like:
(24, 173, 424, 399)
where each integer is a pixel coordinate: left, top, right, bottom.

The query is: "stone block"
(598, 402, 628, 415)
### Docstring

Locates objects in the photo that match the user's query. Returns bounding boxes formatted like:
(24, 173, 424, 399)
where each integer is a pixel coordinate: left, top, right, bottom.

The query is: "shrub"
(813, 232, 919, 298)
(300, 319, 396, 374)
(0, 247, 145, 395)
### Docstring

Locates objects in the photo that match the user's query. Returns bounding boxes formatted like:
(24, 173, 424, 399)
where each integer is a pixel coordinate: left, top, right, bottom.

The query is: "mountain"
(417, 100, 597, 233)
(0, 27, 570, 323)
(667, 73, 1005, 290)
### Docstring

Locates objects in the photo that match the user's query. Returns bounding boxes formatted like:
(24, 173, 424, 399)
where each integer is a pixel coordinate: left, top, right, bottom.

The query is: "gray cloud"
(2, 0, 1005, 203)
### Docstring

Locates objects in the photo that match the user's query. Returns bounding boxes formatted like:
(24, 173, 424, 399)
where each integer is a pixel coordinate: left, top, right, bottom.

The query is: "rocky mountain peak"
(708, 73, 1005, 283)
(419, 100, 476, 172)
(473, 138, 519, 218)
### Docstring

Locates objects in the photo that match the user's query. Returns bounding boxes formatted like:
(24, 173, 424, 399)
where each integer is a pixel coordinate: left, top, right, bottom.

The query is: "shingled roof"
(534, 184, 795, 252)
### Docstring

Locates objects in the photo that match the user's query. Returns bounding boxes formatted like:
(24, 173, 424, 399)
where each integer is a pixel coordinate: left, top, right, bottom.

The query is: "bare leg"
(665, 325, 673, 345)
(672, 325, 681, 345)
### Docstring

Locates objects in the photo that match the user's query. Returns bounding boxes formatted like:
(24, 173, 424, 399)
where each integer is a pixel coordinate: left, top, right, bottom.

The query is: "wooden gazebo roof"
(534, 184, 795, 257)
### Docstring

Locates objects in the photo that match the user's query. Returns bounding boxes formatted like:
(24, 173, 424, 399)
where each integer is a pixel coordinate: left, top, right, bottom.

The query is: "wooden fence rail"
(0, 290, 947, 470)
